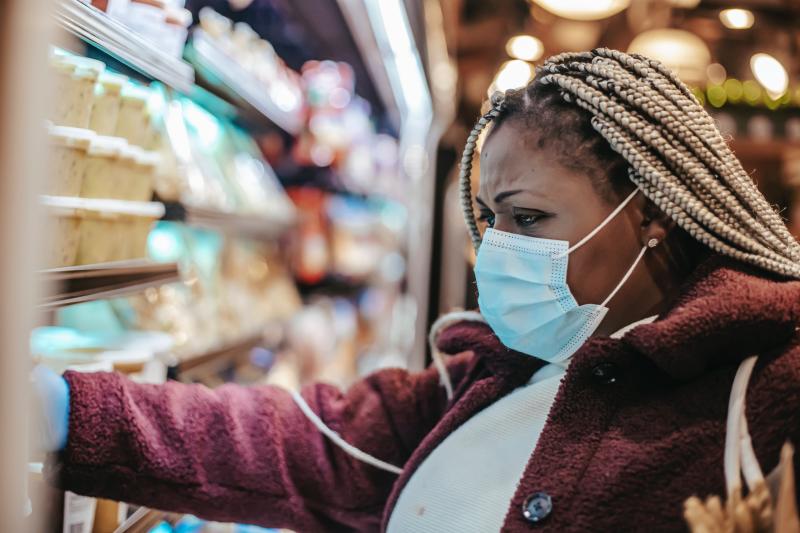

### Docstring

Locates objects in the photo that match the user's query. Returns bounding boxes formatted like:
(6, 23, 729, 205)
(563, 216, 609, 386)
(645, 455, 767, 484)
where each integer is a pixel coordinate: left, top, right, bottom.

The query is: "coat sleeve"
(45, 351, 478, 532)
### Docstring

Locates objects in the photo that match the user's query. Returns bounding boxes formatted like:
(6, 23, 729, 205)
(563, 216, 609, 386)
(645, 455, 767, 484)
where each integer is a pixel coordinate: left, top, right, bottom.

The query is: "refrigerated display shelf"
(116, 506, 182, 532)
(40, 260, 180, 309)
(296, 275, 368, 297)
(172, 333, 265, 380)
(186, 29, 304, 135)
(54, 0, 195, 93)
(160, 201, 294, 241)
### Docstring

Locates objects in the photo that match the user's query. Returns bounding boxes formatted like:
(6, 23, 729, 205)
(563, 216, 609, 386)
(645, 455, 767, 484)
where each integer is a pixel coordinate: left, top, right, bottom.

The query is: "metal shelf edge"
(55, 0, 195, 93)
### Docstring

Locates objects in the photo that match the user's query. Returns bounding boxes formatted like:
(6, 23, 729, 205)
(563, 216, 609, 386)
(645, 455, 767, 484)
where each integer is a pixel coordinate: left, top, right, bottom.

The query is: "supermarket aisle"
(18, 0, 445, 530)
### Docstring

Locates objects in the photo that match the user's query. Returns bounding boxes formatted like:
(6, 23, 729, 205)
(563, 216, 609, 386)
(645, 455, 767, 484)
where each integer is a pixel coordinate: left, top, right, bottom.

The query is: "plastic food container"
(48, 126, 95, 197)
(118, 144, 140, 200)
(48, 212, 81, 267)
(49, 54, 77, 126)
(82, 135, 128, 200)
(129, 147, 160, 201)
(31, 327, 170, 376)
(115, 85, 150, 147)
(89, 72, 128, 135)
(41, 196, 164, 267)
(163, 7, 192, 58)
(62, 56, 105, 128)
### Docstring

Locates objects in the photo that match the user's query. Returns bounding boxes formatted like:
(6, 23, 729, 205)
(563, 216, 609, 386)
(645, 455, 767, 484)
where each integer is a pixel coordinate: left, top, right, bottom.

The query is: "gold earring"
(647, 238, 659, 248)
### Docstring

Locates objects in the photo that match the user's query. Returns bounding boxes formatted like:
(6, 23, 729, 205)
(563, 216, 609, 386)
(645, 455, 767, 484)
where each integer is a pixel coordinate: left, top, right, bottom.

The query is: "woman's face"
(477, 120, 654, 321)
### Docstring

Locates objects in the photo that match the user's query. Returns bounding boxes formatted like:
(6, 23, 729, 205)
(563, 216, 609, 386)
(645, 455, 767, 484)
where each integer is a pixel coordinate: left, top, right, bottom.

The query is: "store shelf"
(116, 507, 182, 532)
(161, 200, 295, 240)
(296, 275, 369, 297)
(186, 29, 304, 135)
(40, 260, 180, 309)
(54, 0, 194, 93)
(172, 333, 264, 380)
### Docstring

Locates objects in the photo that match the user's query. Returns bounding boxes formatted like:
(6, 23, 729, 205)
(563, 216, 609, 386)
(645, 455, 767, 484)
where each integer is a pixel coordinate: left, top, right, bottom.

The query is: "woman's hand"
(30, 365, 69, 452)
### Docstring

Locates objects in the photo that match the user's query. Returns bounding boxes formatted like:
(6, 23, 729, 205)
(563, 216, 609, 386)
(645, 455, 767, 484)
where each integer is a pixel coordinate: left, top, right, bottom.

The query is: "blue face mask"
(474, 189, 647, 363)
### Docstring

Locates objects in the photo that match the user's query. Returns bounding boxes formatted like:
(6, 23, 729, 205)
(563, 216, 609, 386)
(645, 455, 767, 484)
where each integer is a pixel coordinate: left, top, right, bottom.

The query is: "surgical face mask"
(474, 189, 649, 363)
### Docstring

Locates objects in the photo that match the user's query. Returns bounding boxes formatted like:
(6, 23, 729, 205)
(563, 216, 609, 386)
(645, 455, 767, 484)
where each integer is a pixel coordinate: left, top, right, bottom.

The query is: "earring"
(647, 238, 659, 248)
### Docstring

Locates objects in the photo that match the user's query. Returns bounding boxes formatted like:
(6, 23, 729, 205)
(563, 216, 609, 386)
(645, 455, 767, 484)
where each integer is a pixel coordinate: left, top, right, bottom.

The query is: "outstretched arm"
(45, 351, 477, 531)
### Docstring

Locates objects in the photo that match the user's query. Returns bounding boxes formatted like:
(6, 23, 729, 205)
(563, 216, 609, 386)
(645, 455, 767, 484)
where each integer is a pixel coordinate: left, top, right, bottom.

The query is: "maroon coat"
(48, 256, 800, 532)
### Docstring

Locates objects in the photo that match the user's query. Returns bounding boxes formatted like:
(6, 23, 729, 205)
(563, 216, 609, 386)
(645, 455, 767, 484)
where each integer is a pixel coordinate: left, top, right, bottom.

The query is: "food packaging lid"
(41, 195, 165, 218)
(88, 135, 128, 157)
(136, 149, 161, 168)
(49, 55, 77, 73)
(117, 144, 139, 163)
(165, 7, 192, 26)
(121, 85, 151, 104)
(97, 72, 129, 92)
(65, 56, 106, 80)
(49, 125, 96, 149)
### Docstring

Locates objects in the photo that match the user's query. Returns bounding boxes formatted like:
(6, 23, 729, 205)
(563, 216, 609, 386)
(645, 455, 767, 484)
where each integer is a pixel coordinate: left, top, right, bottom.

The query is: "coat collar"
(623, 254, 800, 380)
(437, 255, 800, 381)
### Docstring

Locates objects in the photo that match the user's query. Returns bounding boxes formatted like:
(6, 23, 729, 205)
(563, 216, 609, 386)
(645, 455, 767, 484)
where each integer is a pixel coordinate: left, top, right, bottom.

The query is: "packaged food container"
(48, 211, 81, 267)
(41, 196, 164, 266)
(62, 56, 105, 128)
(118, 144, 140, 200)
(31, 327, 169, 375)
(163, 7, 192, 58)
(48, 126, 94, 197)
(126, 0, 167, 26)
(129, 147, 160, 201)
(81, 135, 128, 200)
(49, 54, 77, 126)
(89, 72, 128, 135)
(115, 85, 150, 147)
(63, 491, 97, 533)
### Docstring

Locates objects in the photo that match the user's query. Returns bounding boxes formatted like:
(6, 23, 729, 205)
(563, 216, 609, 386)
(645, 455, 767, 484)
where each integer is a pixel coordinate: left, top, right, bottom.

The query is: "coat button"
(522, 492, 552, 523)
(591, 362, 619, 385)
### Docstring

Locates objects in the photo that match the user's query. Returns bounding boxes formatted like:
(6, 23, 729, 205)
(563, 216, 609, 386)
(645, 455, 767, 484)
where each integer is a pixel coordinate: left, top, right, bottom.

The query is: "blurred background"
(1, 0, 798, 530)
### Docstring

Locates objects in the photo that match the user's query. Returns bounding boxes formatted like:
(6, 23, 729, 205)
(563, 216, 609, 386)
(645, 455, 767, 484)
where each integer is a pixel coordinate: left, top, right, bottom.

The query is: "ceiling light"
(530, 0, 630, 21)
(750, 53, 788, 98)
(719, 8, 754, 29)
(489, 60, 534, 95)
(706, 63, 727, 85)
(668, 0, 701, 7)
(628, 29, 710, 85)
(506, 35, 544, 62)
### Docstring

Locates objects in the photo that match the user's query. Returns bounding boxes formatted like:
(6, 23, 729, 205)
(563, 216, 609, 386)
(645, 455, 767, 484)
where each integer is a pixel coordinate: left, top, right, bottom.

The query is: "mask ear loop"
(554, 188, 641, 259)
(600, 243, 650, 308)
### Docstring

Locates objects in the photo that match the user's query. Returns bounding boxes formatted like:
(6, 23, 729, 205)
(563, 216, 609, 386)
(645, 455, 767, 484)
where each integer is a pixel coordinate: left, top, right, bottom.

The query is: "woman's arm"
(45, 351, 477, 532)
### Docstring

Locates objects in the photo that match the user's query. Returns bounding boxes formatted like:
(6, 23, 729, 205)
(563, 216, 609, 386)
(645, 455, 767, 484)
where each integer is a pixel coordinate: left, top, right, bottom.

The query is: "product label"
(63, 492, 96, 533)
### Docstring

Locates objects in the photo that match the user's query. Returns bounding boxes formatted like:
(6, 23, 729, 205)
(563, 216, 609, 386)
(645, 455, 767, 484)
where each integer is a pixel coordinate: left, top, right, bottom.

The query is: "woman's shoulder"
(756, 338, 800, 390)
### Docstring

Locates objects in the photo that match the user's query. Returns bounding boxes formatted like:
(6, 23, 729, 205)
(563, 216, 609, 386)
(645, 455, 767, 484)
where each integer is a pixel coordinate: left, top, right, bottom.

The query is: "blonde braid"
(565, 54, 796, 253)
(459, 92, 505, 250)
(459, 48, 800, 279)
(545, 71, 790, 258)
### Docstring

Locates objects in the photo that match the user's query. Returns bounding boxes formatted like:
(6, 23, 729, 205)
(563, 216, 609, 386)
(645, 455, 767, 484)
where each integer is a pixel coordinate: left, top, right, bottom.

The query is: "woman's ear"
(640, 198, 674, 247)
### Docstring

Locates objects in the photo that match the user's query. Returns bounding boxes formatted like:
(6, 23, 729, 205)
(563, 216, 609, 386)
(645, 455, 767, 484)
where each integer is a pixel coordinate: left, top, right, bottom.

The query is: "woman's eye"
(479, 213, 495, 228)
(513, 213, 541, 227)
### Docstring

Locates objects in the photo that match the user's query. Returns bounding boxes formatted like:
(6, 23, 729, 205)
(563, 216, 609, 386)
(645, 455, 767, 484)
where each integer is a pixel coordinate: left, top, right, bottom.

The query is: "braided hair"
(459, 48, 800, 279)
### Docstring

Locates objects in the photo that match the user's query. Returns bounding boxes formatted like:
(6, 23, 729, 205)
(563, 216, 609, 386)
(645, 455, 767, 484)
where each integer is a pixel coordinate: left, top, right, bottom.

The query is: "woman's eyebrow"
(494, 189, 524, 203)
(476, 189, 525, 207)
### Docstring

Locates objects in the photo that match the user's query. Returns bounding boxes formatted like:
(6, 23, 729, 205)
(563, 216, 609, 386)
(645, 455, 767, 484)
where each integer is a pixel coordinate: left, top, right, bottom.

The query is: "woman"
(38, 49, 800, 532)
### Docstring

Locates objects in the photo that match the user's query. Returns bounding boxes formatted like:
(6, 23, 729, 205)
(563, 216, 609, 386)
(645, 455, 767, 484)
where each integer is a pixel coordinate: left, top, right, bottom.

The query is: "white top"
(386, 315, 657, 533)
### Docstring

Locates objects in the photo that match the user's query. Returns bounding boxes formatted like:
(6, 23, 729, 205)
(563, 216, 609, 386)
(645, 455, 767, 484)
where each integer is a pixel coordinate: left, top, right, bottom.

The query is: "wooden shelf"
(40, 260, 181, 309)
(54, 0, 194, 93)
(185, 30, 304, 135)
